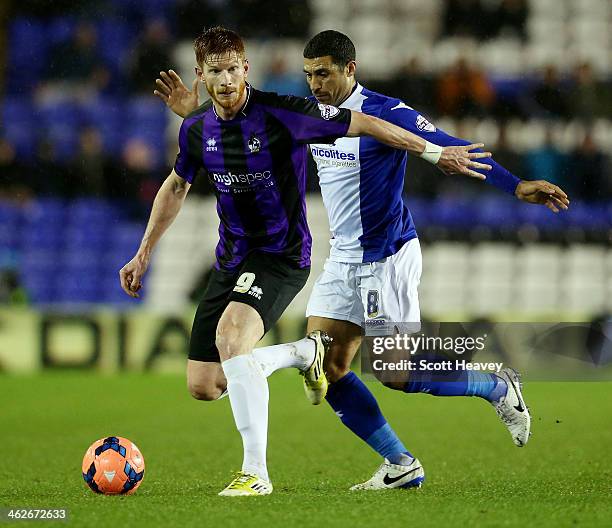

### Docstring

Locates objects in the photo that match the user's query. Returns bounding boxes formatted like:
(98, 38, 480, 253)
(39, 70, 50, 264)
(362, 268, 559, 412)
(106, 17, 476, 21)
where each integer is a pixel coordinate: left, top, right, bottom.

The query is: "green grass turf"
(0, 372, 610, 527)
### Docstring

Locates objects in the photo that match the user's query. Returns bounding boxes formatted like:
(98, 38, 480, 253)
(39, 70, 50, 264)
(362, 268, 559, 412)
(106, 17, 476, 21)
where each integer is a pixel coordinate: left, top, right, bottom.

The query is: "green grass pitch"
(1, 372, 610, 527)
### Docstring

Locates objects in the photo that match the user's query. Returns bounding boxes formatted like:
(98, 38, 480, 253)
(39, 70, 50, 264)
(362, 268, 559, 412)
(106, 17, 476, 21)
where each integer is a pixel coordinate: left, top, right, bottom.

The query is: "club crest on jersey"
(367, 290, 379, 318)
(206, 137, 218, 151)
(318, 103, 340, 120)
(248, 135, 261, 154)
(416, 115, 436, 132)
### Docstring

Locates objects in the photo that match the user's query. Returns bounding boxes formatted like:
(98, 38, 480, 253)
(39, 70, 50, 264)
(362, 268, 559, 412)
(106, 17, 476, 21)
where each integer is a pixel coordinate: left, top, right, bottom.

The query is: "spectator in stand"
(0, 139, 33, 201)
(234, 0, 312, 38)
(491, 123, 523, 178)
(486, 0, 528, 41)
(0, 270, 28, 306)
(442, 0, 486, 40)
(530, 65, 569, 119)
(69, 128, 111, 197)
(114, 139, 163, 219)
(388, 58, 435, 116)
(43, 21, 111, 95)
(129, 19, 173, 94)
(524, 128, 568, 188)
(261, 57, 309, 97)
(177, 0, 225, 40)
(571, 132, 610, 202)
(10, 0, 109, 18)
(436, 58, 496, 117)
(568, 62, 609, 123)
(32, 140, 69, 197)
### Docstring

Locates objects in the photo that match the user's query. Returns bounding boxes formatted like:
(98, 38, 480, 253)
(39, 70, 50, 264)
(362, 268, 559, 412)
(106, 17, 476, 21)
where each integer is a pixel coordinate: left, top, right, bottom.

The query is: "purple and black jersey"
(174, 85, 351, 271)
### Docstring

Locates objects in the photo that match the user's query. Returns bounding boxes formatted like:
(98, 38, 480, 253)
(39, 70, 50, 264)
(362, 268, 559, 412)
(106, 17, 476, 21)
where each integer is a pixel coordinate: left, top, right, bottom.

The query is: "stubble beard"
(207, 80, 246, 110)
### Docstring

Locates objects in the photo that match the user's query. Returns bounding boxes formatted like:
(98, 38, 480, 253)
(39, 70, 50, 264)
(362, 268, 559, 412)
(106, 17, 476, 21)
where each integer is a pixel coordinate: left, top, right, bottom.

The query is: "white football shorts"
(306, 238, 422, 335)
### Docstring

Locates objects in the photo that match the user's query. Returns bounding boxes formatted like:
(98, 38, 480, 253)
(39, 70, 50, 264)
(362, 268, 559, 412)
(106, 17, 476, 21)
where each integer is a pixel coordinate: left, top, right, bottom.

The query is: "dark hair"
(303, 30, 356, 68)
(194, 26, 245, 66)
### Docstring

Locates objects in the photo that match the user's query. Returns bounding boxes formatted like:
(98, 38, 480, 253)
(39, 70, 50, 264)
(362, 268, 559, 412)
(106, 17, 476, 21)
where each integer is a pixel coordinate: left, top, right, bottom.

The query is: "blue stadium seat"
(49, 131, 79, 160)
(566, 201, 610, 231)
(103, 248, 135, 277)
(110, 223, 145, 251)
(61, 250, 102, 273)
(403, 197, 431, 228)
(64, 226, 111, 251)
(22, 277, 57, 305)
(6, 18, 48, 93)
(21, 223, 64, 251)
(20, 250, 62, 276)
(517, 201, 566, 231)
(0, 202, 21, 227)
(47, 16, 76, 46)
(0, 226, 18, 252)
(2, 97, 33, 123)
(22, 199, 66, 227)
(2, 97, 36, 157)
(37, 100, 81, 160)
(79, 98, 124, 153)
(55, 272, 103, 303)
(1, 125, 35, 158)
(127, 97, 167, 127)
(8, 18, 47, 57)
(475, 196, 519, 230)
(431, 197, 477, 230)
(39, 100, 80, 128)
(67, 198, 120, 224)
(95, 20, 132, 72)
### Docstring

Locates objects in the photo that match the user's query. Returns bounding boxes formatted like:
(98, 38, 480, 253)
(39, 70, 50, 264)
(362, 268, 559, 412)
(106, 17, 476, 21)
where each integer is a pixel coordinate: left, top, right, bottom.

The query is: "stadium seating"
(4, 193, 610, 312)
(2, 97, 37, 157)
(139, 196, 612, 317)
(0, 199, 144, 306)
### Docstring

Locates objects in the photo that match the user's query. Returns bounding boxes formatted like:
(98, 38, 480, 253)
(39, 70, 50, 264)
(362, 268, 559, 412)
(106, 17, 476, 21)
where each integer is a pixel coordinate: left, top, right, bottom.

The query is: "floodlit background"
(0, 0, 611, 371)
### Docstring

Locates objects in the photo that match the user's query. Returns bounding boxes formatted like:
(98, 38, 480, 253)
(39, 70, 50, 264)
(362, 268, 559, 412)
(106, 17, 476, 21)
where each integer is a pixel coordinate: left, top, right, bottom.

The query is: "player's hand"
(515, 180, 570, 213)
(119, 253, 150, 298)
(154, 70, 199, 118)
(437, 143, 492, 179)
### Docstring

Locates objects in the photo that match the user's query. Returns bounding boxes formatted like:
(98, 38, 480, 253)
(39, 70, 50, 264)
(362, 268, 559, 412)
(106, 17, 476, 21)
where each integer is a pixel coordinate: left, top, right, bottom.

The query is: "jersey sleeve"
(173, 119, 201, 183)
(265, 94, 352, 144)
(383, 100, 521, 195)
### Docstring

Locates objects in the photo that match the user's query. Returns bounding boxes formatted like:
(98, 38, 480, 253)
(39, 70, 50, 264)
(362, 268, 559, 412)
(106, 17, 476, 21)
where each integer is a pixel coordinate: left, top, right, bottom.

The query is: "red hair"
(194, 26, 246, 66)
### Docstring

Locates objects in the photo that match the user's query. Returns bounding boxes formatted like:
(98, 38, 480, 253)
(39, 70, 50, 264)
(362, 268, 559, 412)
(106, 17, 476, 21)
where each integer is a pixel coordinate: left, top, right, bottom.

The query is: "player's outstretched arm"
(379, 102, 570, 206)
(347, 111, 492, 179)
(515, 180, 569, 212)
(119, 171, 191, 297)
(154, 70, 200, 118)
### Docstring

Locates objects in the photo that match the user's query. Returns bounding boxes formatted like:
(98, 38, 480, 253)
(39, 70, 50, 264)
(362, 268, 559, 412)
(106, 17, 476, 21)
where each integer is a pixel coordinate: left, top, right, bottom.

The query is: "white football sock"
(221, 354, 270, 482)
(251, 337, 315, 377)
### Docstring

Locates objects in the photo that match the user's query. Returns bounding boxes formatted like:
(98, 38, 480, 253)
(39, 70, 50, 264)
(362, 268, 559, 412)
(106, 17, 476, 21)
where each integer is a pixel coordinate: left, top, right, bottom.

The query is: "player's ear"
(243, 58, 249, 77)
(195, 66, 204, 82)
(346, 60, 356, 78)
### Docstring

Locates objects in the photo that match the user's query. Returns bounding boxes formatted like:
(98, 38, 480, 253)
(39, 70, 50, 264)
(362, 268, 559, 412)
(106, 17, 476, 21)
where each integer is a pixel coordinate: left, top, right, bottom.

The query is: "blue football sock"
(404, 365, 507, 402)
(326, 371, 413, 464)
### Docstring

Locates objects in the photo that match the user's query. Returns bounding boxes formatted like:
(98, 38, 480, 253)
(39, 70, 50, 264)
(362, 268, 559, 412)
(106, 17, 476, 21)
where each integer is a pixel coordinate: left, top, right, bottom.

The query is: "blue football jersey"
(309, 83, 520, 263)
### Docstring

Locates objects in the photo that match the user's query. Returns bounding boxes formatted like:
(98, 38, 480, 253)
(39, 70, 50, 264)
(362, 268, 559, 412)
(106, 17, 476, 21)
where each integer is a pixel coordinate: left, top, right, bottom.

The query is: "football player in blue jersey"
(300, 31, 566, 490)
(153, 29, 569, 492)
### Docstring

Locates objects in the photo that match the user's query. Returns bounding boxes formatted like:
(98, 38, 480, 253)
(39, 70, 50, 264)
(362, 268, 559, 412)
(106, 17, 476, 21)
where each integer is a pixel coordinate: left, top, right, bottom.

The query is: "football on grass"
(82, 436, 145, 495)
